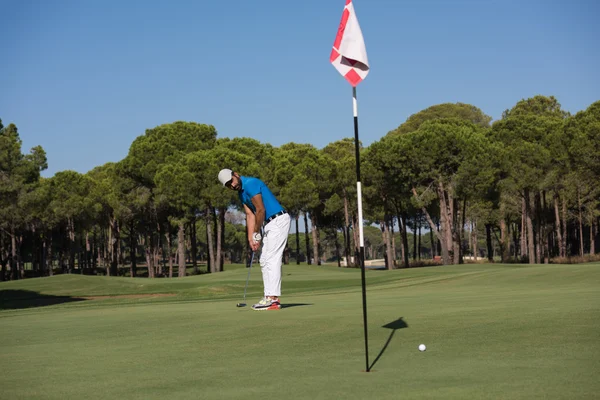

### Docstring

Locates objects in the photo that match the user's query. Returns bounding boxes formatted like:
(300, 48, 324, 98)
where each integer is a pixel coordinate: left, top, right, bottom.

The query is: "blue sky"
(1, 0, 599, 178)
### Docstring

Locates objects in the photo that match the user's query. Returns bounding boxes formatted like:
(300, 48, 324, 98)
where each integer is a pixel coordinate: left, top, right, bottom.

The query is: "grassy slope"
(1, 263, 599, 399)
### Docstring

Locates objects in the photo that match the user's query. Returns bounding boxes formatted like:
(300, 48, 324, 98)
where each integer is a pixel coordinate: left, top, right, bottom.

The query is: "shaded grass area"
(0, 289, 87, 310)
(0, 263, 599, 399)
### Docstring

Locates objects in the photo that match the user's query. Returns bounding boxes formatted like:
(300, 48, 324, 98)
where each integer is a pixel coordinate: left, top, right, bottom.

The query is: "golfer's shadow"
(369, 317, 409, 370)
(281, 303, 312, 309)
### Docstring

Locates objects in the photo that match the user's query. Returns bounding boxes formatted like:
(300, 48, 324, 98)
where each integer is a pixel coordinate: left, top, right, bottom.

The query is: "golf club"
(236, 251, 255, 307)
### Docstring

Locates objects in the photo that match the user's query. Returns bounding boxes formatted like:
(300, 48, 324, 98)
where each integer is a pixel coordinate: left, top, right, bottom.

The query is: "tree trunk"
(469, 221, 474, 259)
(0, 258, 6, 281)
(1, 231, 7, 281)
(391, 219, 397, 265)
(311, 214, 320, 265)
(160, 237, 167, 275)
(524, 190, 536, 264)
(166, 231, 173, 278)
(400, 213, 410, 268)
(429, 228, 435, 259)
(542, 191, 550, 264)
(383, 217, 393, 270)
(109, 217, 119, 276)
(67, 217, 76, 274)
(512, 223, 519, 258)
(96, 230, 103, 271)
(486, 224, 493, 261)
(398, 216, 406, 263)
(10, 231, 18, 280)
(107, 224, 112, 276)
(554, 195, 565, 258)
(178, 222, 186, 277)
(380, 220, 388, 269)
(304, 212, 311, 265)
(413, 187, 449, 264)
(417, 220, 421, 260)
(412, 215, 418, 261)
(577, 188, 584, 257)
(561, 199, 568, 257)
(218, 207, 225, 271)
(535, 192, 543, 263)
(47, 236, 53, 277)
(498, 218, 506, 262)
(145, 234, 155, 278)
(191, 218, 198, 274)
(521, 196, 527, 260)
(39, 233, 45, 277)
(31, 226, 39, 276)
(591, 219, 596, 255)
(117, 225, 123, 270)
(473, 220, 478, 261)
(456, 198, 466, 265)
(206, 206, 216, 273)
(544, 233, 551, 264)
(83, 231, 90, 274)
(16, 235, 24, 279)
(154, 229, 162, 277)
(334, 228, 342, 267)
(437, 182, 454, 263)
(440, 183, 455, 264)
(130, 222, 137, 277)
(295, 215, 300, 265)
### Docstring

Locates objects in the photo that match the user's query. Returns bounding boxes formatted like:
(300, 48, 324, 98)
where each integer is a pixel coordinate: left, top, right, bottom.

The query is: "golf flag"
(330, 0, 371, 373)
(330, 0, 370, 87)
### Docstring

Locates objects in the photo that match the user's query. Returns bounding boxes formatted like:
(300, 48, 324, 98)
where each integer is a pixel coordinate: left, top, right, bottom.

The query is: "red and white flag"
(330, 0, 369, 87)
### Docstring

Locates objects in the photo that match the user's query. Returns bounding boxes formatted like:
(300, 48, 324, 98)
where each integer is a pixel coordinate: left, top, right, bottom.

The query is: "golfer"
(218, 169, 291, 311)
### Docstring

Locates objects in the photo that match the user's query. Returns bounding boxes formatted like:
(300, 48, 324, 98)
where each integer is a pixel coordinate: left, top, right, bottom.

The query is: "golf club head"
(236, 303, 246, 307)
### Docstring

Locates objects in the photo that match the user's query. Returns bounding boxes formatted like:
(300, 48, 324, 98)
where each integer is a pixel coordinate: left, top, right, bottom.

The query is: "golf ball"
(418, 344, 426, 352)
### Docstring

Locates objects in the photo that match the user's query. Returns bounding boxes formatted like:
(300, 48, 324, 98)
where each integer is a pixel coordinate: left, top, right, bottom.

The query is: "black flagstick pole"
(352, 86, 370, 372)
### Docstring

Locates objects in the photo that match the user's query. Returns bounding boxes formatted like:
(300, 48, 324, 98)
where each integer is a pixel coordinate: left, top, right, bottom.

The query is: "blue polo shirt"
(238, 176, 284, 219)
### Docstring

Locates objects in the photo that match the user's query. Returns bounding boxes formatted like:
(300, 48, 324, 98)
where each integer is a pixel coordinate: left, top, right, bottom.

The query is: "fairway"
(1, 263, 599, 399)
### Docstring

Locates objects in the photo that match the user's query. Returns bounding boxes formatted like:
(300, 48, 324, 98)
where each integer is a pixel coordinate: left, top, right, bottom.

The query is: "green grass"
(1, 262, 599, 399)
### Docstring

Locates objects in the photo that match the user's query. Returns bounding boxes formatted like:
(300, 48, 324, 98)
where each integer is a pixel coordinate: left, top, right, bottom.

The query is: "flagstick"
(352, 86, 370, 372)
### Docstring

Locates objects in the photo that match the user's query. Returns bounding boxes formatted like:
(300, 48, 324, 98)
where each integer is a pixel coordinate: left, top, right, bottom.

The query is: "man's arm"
(251, 194, 266, 231)
(243, 203, 256, 244)
(244, 195, 265, 252)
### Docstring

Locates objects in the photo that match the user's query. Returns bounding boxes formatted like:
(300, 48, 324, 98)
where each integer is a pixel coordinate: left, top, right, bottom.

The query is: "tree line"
(1, 95, 598, 280)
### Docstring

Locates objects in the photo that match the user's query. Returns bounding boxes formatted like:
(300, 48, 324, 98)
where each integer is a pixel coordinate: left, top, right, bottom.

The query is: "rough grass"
(1, 262, 599, 399)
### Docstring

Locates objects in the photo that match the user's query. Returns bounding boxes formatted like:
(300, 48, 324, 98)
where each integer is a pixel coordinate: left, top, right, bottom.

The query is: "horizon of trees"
(1, 95, 599, 280)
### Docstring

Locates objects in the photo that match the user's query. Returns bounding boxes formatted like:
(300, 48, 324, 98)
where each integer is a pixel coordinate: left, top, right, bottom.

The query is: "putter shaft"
(238, 252, 255, 307)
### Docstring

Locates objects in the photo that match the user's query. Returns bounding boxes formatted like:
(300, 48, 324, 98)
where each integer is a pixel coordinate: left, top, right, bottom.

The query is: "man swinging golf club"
(218, 168, 291, 311)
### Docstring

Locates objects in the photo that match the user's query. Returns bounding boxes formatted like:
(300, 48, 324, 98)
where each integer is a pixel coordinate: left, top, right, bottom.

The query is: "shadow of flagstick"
(369, 317, 409, 371)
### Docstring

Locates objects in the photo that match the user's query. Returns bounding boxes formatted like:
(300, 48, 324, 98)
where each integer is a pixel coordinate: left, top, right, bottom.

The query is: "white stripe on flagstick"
(357, 181, 364, 247)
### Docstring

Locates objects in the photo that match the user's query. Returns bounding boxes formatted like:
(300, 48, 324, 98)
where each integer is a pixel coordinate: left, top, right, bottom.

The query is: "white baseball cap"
(218, 168, 233, 186)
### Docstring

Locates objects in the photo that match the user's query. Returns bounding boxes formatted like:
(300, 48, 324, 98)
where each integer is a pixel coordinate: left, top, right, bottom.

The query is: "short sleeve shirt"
(239, 176, 284, 218)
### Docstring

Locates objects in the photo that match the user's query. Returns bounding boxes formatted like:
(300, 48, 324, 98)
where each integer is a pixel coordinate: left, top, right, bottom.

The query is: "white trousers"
(259, 213, 291, 297)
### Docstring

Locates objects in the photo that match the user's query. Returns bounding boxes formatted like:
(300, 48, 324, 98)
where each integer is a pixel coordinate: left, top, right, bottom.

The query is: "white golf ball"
(418, 344, 426, 352)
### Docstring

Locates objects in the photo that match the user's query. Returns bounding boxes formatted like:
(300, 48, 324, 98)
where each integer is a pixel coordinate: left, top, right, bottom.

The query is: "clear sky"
(1, 0, 599, 178)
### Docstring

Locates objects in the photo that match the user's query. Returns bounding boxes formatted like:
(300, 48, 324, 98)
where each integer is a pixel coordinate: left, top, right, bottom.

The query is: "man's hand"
(250, 233, 261, 252)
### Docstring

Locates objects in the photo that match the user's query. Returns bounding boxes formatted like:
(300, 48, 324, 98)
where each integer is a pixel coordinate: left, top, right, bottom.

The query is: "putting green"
(1, 263, 598, 399)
